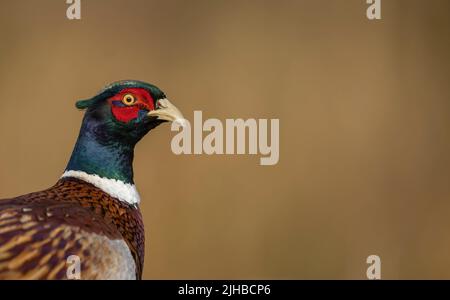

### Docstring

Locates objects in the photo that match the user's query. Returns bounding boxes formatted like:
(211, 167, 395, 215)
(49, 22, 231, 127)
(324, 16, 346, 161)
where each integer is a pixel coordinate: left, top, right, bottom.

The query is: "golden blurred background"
(0, 0, 449, 279)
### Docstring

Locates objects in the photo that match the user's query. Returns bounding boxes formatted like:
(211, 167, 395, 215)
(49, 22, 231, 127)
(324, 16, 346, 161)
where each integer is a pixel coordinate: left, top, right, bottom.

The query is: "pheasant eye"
(122, 94, 136, 106)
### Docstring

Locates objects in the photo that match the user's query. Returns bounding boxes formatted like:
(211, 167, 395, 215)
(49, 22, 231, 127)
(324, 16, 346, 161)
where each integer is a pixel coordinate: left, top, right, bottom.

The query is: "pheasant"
(0, 80, 184, 279)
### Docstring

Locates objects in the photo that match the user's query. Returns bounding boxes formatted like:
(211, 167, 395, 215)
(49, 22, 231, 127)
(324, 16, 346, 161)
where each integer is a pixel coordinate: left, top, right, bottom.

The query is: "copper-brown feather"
(0, 178, 144, 279)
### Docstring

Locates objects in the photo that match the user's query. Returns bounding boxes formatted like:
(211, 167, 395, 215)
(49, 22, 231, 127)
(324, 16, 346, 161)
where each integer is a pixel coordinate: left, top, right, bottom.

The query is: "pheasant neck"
(65, 119, 135, 184)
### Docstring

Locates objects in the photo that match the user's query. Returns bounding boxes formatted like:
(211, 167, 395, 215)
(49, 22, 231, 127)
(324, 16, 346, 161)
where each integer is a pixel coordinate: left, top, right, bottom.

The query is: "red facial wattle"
(109, 88, 155, 123)
(112, 106, 140, 123)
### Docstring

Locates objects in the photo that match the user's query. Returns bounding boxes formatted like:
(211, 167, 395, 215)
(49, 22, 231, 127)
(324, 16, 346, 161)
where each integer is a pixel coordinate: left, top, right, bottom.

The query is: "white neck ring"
(61, 170, 140, 206)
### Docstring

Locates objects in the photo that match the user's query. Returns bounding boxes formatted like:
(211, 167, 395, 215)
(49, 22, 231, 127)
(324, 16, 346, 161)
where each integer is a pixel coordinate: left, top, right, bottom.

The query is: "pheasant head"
(64, 80, 184, 205)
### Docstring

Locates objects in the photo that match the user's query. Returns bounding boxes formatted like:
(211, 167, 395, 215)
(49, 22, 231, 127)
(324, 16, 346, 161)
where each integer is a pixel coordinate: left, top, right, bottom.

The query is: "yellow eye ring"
(122, 94, 136, 106)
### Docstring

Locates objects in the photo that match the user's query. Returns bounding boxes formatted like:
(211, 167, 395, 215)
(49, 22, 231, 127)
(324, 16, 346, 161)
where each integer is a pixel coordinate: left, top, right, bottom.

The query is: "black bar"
(0, 280, 446, 298)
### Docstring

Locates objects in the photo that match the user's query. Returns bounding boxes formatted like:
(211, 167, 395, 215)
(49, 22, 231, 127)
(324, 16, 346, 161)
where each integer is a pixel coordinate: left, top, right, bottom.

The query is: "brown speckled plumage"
(0, 177, 144, 279)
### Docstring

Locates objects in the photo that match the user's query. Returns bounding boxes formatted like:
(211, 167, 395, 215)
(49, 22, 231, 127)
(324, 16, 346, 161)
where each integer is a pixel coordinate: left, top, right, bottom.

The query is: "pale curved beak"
(147, 98, 186, 126)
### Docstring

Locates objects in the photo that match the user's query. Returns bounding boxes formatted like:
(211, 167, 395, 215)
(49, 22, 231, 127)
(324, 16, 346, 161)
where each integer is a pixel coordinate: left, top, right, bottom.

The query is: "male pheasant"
(0, 80, 184, 279)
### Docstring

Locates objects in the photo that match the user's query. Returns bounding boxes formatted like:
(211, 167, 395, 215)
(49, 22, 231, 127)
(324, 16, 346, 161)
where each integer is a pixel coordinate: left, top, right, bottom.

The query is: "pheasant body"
(0, 178, 144, 279)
